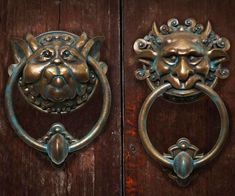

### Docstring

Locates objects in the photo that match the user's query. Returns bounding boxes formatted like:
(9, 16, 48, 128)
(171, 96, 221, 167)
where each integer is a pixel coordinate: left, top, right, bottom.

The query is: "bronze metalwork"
(5, 31, 111, 165)
(10, 31, 107, 113)
(134, 18, 230, 102)
(134, 18, 230, 186)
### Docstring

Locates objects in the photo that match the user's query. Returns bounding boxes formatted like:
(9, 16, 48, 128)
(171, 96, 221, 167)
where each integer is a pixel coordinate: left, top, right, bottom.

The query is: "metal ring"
(5, 56, 111, 153)
(138, 82, 229, 169)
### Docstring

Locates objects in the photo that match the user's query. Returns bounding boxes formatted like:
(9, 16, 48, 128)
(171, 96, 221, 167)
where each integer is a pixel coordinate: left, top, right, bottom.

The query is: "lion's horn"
(201, 21, 212, 41)
(152, 22, 160, 36)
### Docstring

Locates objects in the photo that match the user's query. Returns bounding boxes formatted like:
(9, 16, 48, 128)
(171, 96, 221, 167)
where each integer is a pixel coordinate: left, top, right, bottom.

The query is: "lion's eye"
(62, 50, 72, 58)
(163, 55, 178, 65)
(41, 50, 53, 58)
(62, 50, 77, 62)
(187, 55, 202, 64)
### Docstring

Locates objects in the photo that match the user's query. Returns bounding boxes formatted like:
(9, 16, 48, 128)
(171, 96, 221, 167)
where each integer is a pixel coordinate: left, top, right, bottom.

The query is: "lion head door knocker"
(5, 31, 111, 165)
(134, 18, 230, 186)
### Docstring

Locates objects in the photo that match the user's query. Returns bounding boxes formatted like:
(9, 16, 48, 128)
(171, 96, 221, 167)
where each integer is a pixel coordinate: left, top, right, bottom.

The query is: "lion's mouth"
(33, 72, 77, 102)
(161, 74, 204, 90)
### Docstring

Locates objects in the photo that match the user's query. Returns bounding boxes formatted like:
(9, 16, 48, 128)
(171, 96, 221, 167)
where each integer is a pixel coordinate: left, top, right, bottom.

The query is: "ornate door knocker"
(134, 18, 230, 186)
(5, 31, 111, 165)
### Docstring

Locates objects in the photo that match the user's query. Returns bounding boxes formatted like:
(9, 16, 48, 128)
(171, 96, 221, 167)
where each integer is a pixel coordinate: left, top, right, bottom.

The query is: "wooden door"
(1, 0, 235, 195)
(124, 0, 235, 195)
(0, 0, 121, 195)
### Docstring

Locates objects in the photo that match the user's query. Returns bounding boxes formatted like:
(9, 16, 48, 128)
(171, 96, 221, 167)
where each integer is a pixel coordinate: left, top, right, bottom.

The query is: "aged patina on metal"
(5, 31, 111, 165)
(134, 18, 230, 186)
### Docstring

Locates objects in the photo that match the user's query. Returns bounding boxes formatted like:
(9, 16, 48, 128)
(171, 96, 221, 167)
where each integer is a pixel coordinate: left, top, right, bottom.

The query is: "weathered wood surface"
(0, 0, 121, 195)
(124, 0, 235, 195)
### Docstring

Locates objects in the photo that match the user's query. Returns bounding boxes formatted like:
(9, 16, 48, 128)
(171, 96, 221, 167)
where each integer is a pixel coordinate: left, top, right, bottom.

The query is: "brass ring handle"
(138, 82, 229, 175)
(5, 31, 111, 165)
(134, 18, 231, 186)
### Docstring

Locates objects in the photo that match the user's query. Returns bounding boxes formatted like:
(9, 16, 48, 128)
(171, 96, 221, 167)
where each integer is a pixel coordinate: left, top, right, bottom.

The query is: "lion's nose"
(51, 76, 65, 88)
(53, 58, 62, 65)
(173, 57, 193, 82)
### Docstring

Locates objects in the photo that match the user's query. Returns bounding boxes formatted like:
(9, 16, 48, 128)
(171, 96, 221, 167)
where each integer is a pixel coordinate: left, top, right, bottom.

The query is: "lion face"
(11, 32, 105, 113)
(156, 32, 209, 90)
(134, 19, 230, 101)
(23, 42, 89, 102)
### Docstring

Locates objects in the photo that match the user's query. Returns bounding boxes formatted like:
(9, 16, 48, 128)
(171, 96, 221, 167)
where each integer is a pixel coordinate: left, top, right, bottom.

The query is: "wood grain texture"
(124, 0, 235, 195)
(0, 0, 121, 195)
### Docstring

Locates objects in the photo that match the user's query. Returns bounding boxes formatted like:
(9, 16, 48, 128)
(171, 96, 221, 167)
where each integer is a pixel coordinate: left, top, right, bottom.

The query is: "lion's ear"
(25, 33, 40, 51)
(11, 38, 33, 63)
(81, 36, 104, 60)
(75, 32, 88, 50)
(208, 48, 229, 64)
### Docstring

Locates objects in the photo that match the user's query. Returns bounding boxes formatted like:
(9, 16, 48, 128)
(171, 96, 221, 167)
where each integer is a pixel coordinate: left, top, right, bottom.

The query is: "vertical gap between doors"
(119, 0, 125, 195)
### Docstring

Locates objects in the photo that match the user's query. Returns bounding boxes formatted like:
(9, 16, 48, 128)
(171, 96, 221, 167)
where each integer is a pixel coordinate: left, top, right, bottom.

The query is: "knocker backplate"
(13, 31, 103, 114)
(134, 18, 230, 102)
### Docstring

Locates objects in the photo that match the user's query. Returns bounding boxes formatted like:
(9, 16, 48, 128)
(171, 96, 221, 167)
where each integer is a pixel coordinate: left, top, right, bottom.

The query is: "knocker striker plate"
(5, 31, 111, 165)
(134, 18, 230, 186)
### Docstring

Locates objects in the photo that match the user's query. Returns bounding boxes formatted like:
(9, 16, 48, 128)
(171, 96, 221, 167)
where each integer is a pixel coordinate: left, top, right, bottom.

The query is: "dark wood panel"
(0, 0, 121, 195)
(124, 0, 235, 195)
